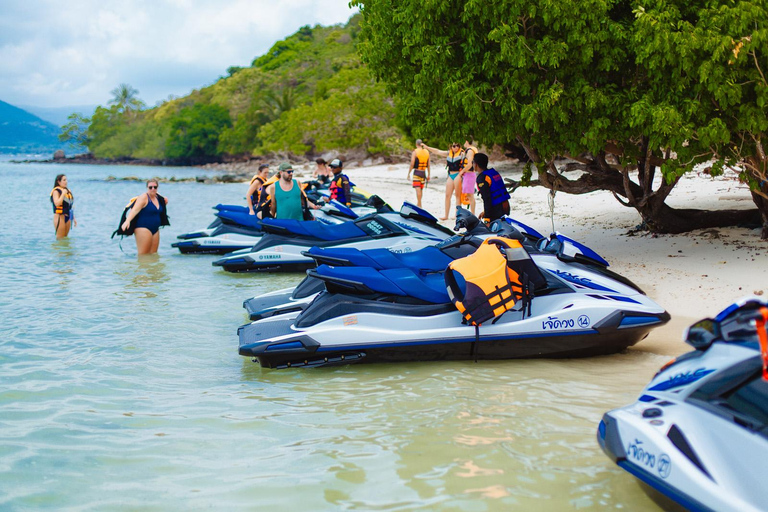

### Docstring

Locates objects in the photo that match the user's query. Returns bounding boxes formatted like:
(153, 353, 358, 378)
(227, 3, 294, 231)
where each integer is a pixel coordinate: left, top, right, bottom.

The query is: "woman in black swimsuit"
(51, 174, 76, 239)
(121, 179, 169, 255)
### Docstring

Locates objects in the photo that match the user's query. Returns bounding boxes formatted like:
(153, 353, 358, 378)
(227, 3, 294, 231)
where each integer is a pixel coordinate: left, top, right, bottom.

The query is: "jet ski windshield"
(685, 297, 768, 350)
(537, 233, 610, 267)
(400, 202, 439, 224)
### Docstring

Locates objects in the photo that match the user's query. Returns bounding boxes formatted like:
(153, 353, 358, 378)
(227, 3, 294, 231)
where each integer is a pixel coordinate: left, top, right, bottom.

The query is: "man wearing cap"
(406, 139, 430, 208)
(328, 159, 352, 207)
(247, 163, 272, 216)
(266, 162, 319, 220)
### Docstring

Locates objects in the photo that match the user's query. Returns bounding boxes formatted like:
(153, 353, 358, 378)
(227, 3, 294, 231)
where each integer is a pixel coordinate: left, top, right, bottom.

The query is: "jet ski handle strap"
(757, 307, 768, 381)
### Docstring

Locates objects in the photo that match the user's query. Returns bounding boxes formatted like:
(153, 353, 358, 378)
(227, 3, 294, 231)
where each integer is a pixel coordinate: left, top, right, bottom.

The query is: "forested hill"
(0, 100, 63, 153)
(65, 15, 408, 163)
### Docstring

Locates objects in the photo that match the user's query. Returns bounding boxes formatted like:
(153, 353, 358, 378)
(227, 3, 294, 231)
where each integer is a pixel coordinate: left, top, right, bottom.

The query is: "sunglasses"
(283, 170, 294, 174)
(148, 185, 158, 189)
(451, 144, 460, 147)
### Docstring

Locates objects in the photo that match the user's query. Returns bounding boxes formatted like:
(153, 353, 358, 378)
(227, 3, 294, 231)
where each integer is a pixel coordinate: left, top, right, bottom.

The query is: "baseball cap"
(329, 159, 342, 168)
(278, 162, 293, 172)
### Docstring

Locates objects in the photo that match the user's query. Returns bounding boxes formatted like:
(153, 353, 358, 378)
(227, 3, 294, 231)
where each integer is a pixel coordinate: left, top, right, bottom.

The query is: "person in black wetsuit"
(121, 179, 169, 255)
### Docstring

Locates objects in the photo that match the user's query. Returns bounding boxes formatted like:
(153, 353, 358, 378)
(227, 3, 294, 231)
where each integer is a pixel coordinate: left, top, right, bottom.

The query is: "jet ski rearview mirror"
(684, 318, 720, 350)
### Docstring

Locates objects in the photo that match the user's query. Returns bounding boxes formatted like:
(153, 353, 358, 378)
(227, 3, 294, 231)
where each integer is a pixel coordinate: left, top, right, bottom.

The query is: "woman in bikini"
(423, 142, 465, 220)
(51, 174, 76, 238)
(121, 179, 169, 255)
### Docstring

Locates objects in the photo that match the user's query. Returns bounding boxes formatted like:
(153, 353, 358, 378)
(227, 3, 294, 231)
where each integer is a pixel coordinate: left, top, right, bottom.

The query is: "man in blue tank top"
(267, 162, 319, 220)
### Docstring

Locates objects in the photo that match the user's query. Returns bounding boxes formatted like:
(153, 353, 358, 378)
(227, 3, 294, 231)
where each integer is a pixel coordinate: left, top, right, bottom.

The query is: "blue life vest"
(480, 168, 510, 206)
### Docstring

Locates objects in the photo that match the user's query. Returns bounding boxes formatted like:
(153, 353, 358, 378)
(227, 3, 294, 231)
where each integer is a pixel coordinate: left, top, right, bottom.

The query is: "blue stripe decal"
(316, 329, 600, 352)
(638, 394, 657, 402)
(619, 316, 662, 328)
(617, 461, 715, 512)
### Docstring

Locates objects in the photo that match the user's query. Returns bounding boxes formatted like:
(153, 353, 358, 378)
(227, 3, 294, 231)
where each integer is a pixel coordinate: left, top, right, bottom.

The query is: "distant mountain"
(0, 99, 65, 153)
(21, 104, 97, 127)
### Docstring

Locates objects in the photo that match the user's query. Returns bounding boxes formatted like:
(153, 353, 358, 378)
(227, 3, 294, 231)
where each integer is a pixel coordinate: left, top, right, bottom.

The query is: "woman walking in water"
(120, 179, 169, 255)
(50, 174, 76, 238)
(423, 142, 465, 220)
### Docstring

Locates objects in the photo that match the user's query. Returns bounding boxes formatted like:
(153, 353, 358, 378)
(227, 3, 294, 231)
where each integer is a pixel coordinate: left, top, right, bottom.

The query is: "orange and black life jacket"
(414, 147, 430, 172)
(462, 146, 478, 169)
(444, 237, 543, 325)
(50, 187, 73, 215)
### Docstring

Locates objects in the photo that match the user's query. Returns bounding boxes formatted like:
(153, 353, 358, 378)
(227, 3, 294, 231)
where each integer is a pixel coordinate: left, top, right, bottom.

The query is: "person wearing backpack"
(118, 179, 169, 255)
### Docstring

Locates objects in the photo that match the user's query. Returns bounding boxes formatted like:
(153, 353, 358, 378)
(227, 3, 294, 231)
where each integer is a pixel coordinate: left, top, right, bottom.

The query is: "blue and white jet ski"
(237, 221, 669, 368)
(598, 297, 768, 512)
(213, 202, 454, 272)
(173, 198, 391, 254)
(241, 209, 534, 320)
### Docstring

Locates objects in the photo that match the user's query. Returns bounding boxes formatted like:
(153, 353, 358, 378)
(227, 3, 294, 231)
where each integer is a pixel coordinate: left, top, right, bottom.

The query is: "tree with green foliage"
(165, 103, 231, 160)
(354, 0, 765, 236)
(109, 83, 145, 113)
(59, 113, 91, 148)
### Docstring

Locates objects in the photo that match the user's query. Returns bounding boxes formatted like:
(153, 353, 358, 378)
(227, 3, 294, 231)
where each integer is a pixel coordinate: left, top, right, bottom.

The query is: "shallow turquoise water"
(0, 160, 667, 510)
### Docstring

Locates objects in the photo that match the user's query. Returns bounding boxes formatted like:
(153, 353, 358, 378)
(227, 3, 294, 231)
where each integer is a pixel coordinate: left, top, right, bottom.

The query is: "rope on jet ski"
(548, 188, 557, 234)
(757, 307, 768, 381)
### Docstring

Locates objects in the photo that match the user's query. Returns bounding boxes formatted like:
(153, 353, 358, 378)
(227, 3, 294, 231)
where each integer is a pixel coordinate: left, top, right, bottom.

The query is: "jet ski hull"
(172, 237, 260, 254)
(239, 318, 666, 369)
(239, 292, 670, 369)
(598, 300, 768, 512)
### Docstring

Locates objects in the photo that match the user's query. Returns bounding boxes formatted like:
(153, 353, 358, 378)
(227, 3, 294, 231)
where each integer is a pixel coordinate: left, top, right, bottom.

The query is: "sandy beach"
(289, 160, 768, 357)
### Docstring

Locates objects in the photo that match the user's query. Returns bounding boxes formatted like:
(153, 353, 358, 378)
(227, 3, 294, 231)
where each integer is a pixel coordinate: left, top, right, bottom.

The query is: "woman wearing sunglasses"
(120, 179, 169, 255)
(422, 142, 465, 220)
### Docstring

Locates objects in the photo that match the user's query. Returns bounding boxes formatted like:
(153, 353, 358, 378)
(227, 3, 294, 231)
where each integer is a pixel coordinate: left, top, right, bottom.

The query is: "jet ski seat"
(305, 246, 454, 272)
(261, 219, 367, 241)
(311, 265, 451, 304)
(214, 204, 249, 213)
(217, 210, 263, 229)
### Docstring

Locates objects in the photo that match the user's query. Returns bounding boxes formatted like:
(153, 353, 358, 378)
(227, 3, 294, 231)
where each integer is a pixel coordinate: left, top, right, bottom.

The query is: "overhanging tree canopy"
(354, 0, 767, 237)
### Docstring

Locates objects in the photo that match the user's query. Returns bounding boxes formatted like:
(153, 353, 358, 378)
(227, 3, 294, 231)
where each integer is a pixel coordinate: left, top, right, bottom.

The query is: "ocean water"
(0, 160, 669, 510)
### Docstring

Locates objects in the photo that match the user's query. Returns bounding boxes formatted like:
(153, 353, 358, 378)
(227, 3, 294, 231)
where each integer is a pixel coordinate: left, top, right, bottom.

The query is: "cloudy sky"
(0, 0, 357, 109)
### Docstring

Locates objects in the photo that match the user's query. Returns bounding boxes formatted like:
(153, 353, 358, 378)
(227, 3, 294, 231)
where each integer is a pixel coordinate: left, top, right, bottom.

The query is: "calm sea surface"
(0, 158, 674, 510)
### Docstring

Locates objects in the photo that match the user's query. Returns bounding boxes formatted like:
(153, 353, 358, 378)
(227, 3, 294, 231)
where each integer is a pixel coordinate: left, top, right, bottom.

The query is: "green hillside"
(65, 15, 408, 163)
(0, 100, 63, 153)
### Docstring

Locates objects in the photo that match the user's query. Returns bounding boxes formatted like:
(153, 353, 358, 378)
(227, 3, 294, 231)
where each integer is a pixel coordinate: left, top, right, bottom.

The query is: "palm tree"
(109, 83, 145, 112)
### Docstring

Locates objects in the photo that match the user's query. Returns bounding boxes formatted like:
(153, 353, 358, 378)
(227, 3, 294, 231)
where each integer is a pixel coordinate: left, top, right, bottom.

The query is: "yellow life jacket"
(414, 147, 430, 171)
(462, 146, 478, 169)
(250, 174, 265, 186)
(445, 237, 532, 325)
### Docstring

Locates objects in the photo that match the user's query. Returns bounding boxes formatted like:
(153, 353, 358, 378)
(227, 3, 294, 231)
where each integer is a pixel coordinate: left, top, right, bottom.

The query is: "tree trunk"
(750, 187, 768, 239)
(636, 195, 762, 234)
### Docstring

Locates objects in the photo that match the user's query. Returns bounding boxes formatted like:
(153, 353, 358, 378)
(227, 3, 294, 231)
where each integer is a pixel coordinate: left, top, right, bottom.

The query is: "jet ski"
(241, 208, 529, 320)
(213, 202, 454, 272)
(237, 225, 669, 368)
(598, 297, 768, 512)
(173, 197, 392, 254)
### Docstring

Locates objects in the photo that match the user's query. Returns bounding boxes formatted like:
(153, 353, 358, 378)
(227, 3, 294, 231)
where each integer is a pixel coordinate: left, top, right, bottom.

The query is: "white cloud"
(0, 0, 357, 108)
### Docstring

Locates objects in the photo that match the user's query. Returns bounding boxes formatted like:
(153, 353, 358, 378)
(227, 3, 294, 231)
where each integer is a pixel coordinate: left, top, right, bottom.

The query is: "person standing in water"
(406, 139, 431, 208)
(458, 140, 478, 214)
(313, 158, 332, 185)
(120, 179, 169, 255)
(267, 163, 319, 220)
(246, 163, 271, 217)
(50, 174, 76, 239)
(423, 142, 465, 220)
